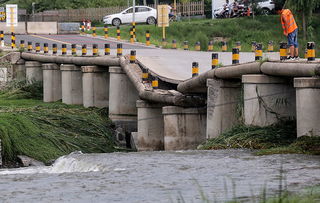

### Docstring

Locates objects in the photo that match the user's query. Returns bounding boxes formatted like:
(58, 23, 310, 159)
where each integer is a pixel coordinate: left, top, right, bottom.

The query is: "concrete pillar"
(42, 63, 62, 102)
(135, 100, 164, 151)
(294, 77, 320, 137)
(60, 64, 83, 105)
(25, 61, 43, 84)
(109, 66, 139, 132)
(163, 106, 206, 150)
(13, 59, 26, 81)
(81, 66, 109, 108)
(206, 78, 241, 139)
(243, 74, 296, 126)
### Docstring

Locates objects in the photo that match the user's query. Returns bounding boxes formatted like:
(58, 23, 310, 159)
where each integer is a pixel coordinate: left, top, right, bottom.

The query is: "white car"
(103, 6, 157, 26)
(258, 0, 275, 15)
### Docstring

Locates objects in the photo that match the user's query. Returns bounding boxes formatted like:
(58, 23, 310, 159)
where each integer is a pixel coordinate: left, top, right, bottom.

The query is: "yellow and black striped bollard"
(184, 41, 189, 50)
(195, 41, 201, 51)
(35, 42, 40, 53)
(117, 26, 121, 40)
(105, 44, 110, 55)
(251, 41, 256, 52)
(132, 22, 136, 39)
(268, 41, 274, 52)
(0, 31, 4, 46)
(307, 42, 316, 61)
(235, 41, 241, 51)
(117, 43, 122, 56)
(82, 44, 87, 56)
(212, 53, 219, 69)
(92, 27, 96, 37)
(71, 44, 77, 55)
(130, 28, 134, 43)
(44, 43, 49, 54)
(28, 42, 32, 52)
(93, 44, 98, 56)
(130, 50, 136, 63)
(62, 44, 67, 55)
(152, 76, 159, 89)
(221, 41, 227, 52)
(20, 40, 25, 49)
(11, 32, 16, 49)
(146, 30, 150, 46)
(279, 42, 287, 60)
(232, 48, 240, 64)
(192, 62, 199, 77)
(52, 44, 57, 55)
(172, 40, 177, 49)
(208, 41, 213, 51)
(142, 68, 149, 83)
(255, 43, 263, 61)
(104, 25, 108, 39)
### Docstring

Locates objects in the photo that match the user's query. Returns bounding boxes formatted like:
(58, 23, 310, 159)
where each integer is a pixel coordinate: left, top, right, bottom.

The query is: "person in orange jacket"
(277, 8, 299, 60)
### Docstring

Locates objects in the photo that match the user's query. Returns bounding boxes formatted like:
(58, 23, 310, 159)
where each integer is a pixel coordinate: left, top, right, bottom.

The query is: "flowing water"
(0, 150, 319, 203)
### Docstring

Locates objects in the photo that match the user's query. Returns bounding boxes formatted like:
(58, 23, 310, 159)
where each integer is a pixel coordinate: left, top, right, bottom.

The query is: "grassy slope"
(0, 81, 118, 166)
(93, 15, 320, 56)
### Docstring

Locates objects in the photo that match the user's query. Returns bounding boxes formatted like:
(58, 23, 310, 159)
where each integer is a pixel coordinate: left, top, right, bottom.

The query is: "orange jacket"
(281, 9, 298, 35)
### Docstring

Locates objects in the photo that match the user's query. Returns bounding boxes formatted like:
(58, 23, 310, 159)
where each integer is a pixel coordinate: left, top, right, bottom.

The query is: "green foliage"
(0, 80, 43, 99)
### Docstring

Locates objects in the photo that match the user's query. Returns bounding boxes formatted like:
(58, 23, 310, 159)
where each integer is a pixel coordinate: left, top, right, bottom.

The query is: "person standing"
(278, 8, 299, 60)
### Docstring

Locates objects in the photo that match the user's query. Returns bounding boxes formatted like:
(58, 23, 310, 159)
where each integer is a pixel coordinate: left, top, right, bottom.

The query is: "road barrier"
(28, 42, 32, 52)
(52, 44, 58, 55)
(117, 43, 122, 56)
(62, 44, 67, 55)
(82, 44, 87, 56)
(146, 31, 150, 46)
(235, 41, 241, 51)
(152, 76, 159, 89)
(92, 27, 96, 37)
(105, 44, 110, 55)
(142, 68, 149, 83)
(212, 53, 218, 69)
(192, 62, 199, 77)
(117, 26, 121, 40)
(172, 40, 177, 49)
(20, 40, 25, 49)
(195, 41, 200, 51)
(208, 41, 213, 51)
(255, 43, 263, 61)
(268, 41, 274, 52)
(44, 43, 49, 54)
(251, 41, 256, 52)
(307, 42, 316, 61)
(72, 44, 77, 55)
(35, 42, 40, 53)
(232, 48, 240, 64)
(280, 42, 287, 60)
(130, 28, 134, 43)
(11, 33, 16, 49)
(184, 41, 189, 50)
(0, 31, 3, 47)
(93, 44, 98, 56)
(221, 41, 227, 52)
(130, 50, 136, 63)
(104, 25, 108, 38)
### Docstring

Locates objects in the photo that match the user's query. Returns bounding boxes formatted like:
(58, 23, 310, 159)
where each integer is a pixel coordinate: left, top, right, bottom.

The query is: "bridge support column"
(61, 64, 83, 105)
(25, 61, 43, 84)
(243, 74, 295, 127)
(206, 78, 241, 139)
(81, 66, 109, 108)
(109, 66, 139, 132)
(42, 63, 62, 102)
(295, 77, 320, 137)
(134, 100, 164, 151)
(13, 59, 26, 81)
(163, 106, 206, 150)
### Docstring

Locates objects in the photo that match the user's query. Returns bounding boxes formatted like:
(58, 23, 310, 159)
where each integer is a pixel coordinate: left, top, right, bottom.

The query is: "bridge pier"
(163, 106, 206, 150)
(295, 77, 320, 137)
(206, 78, 241, 138)
(135, 100, 164, 151)
(108, 66, 139, 132)
(60, 64, 83, 105)
(25, 61, 43, 84)
(243, 74, 296, 126)
(81, 65, 109, 108)
(42, 63, 62, 102)
(13, 59, 26, 81)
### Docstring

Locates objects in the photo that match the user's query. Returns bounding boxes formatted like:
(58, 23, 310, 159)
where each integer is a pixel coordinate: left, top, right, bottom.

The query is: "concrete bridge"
(1, 39, 320, 151)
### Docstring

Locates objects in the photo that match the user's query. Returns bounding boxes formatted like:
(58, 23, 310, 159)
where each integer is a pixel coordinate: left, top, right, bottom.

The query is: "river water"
(0, 150, 319, 203)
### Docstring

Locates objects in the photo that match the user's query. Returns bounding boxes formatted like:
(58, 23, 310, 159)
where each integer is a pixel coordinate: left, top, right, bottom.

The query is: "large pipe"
(177, 69, 215, 93)
(261, 62, 320, 77)
(21, 52, 120, 67)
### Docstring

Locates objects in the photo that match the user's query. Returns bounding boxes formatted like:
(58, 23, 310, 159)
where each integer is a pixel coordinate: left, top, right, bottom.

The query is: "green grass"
(0, 81, 119, 166)
(92, 15, 320, 56)
(199, 120, 320, 156)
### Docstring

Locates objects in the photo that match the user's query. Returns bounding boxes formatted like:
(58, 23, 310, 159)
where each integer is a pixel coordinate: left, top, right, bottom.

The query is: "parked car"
(258, 0, 275, 15)
(103, 6, 157, 26)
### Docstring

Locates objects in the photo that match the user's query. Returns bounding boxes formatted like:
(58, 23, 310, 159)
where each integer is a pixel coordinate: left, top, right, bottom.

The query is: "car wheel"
(261, 8, 270, 15)
(146, 17, 156, 25)
(112, 18, 121, 26)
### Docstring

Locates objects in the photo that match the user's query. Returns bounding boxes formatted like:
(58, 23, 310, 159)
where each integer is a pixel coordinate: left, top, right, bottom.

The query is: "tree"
(285, 0, 320, 40)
